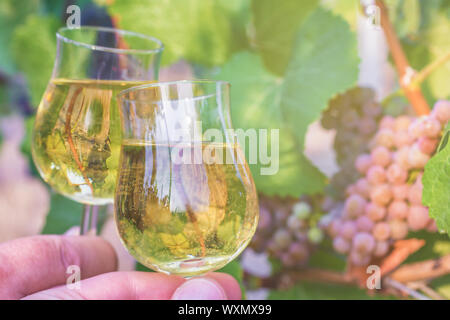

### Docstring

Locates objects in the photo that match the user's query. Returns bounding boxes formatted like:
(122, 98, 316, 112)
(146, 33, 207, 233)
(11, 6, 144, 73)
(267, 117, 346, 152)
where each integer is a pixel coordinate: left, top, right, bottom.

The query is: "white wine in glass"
(31, 27, 163, 233)
(115, 81, 259, 276)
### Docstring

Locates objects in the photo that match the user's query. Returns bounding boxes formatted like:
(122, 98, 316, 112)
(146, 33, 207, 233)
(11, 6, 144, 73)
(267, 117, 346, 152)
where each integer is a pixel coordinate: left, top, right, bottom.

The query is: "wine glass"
(31, 26, 163, 234)
(115, 80, 259, 276)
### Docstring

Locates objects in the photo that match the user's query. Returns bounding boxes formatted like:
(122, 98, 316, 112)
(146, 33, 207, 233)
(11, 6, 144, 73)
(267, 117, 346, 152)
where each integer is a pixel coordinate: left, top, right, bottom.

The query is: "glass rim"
(56, 26, 164, 55)
(117, 79, 230, 102)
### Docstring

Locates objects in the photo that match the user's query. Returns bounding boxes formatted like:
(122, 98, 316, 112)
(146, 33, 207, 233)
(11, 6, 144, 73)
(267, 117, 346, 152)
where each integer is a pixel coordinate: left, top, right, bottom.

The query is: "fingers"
(23, 272, 185, 300)
(171, 273, 241, 300)
(0, 235, 117, 299)
(23, 271, 242, 300)
(205, 273, 242, 300)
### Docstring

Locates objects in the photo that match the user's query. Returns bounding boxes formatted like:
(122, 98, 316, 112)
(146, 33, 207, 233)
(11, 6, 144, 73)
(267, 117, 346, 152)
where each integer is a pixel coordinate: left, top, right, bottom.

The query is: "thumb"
(171, 277, 228, 300)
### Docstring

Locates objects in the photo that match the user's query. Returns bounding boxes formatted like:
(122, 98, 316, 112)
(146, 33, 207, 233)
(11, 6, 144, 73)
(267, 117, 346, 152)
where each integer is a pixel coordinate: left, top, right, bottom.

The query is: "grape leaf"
(422, 127, 450, 235)
(321, 0, 359, 30)
(103, 0, 234, 66)
(396, 0, 450, 101)
(215, 51, 326, 196)
(0, 0, 40, 74)
(215, 8, 359, 196)
(281, 7, 360, 147)
(41, 193, 83, 234)
(251, 0, 319, 75)
(11, 14, 61, 107)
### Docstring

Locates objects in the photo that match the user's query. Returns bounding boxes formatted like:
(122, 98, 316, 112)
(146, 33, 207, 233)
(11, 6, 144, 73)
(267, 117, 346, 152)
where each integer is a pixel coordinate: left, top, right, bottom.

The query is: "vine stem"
(411, 51, 450, 88)
(375, 0, 430, 116)
(390, 254, 450, 283)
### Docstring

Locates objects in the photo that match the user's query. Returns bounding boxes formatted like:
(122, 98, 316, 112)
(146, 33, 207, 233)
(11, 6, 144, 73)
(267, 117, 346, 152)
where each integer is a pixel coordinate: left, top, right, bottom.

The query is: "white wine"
(32, 79, 152, 205)
(115, 140, 259, 276)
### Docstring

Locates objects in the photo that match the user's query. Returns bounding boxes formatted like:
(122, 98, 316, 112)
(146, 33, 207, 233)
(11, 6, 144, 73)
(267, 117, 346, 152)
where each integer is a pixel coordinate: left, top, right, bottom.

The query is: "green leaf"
(215, 8, 359, 196)
(215, 51, 326, 196)
(104, 0, 234, 66)
(321, 0, 359, 30)
(397, 0, 450, 101)
(41, 193, 83, 235)
(268, 281, 397, 300)
(11, 14, 61, 107)
(0, 0, 40, 74)
(281, 7, 360, 147)
(251, 0, 319, 75)
(422, 128, 450, 235)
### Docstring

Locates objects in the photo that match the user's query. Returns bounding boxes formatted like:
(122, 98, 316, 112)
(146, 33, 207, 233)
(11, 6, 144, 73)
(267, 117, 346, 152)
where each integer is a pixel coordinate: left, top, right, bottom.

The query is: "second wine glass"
(115, 80, 259, 276)
(31, 26, 163, 233)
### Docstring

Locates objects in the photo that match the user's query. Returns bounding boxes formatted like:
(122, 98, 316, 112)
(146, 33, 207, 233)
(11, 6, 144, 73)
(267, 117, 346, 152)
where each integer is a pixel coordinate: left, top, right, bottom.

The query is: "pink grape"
(273, 229, 292, 249)
(431, 100, 450, 124)
(358, 116, 377, 135)
(408, 144, 430, 168)
(288, 242, 309, 263)
(408, 119, 423, 139)
(373, 128, 395, 149)
(407, 206, 430, 231)
(287, 215, 306, 232)
(379, 116, 395, 130)
(387, 200, 409, 220)
(353, 232, 376, 254)
(328, 220, 343, 238)
(386, 163, 408, 184)
(417, 137, 438, 155)
(370, 184, 392, 206)
(355, 178, 370, 199)
(373, 241, 390, 257)
(371, 146, 392, 167)
(365, 202, 387, 221)
(421, 118, 442, 138)
(394, 115, 412, 132)
(394, 131, 413, 148)
(407, 182, 422, 205)
(356, 215, 374, 232)
(392, 184, 409, 200)
(258, 206, 272, 230)
(389, 219, 409, 240)
(367, 165, 386, 185)
(340, 221, 357, 240)
(355, 154, 373, 174)
(281, 253, 296, 267)
(346, 184, 357, 196)
(333, 236, 350, 254)
(393, 146, 411, 169)
(344, 194, 367, 219)
(373, 222, 391, 241)
(426, 220, 438, 233)
(350, 250, 371, 266)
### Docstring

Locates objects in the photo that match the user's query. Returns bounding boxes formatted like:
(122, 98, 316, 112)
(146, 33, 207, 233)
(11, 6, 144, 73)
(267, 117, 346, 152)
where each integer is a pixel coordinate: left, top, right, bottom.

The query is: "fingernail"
(171, 278, 227, 300)
(64, 226, 81, 236)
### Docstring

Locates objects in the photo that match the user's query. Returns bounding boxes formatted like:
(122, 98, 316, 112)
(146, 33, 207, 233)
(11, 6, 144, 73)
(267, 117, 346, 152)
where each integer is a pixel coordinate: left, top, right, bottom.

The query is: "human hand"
(0, 235, 241, 300)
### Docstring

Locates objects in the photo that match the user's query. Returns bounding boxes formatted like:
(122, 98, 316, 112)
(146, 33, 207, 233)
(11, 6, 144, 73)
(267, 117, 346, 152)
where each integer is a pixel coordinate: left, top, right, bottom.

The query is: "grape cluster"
(250, 195, 330, 268)
(324, 100, 450, 266)
(321, 87, 383, 198)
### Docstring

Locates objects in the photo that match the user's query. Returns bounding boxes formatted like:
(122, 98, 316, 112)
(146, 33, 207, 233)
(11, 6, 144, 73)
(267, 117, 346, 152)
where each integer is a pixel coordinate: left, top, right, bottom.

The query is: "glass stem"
(80, 205, 91, 235)
(90, 205, 99, 235)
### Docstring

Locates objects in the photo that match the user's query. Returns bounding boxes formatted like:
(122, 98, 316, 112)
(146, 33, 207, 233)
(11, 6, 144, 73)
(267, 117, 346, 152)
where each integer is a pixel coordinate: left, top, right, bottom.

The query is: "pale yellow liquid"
(32, 79, 153, 205)
(115, 141, 259, 276)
